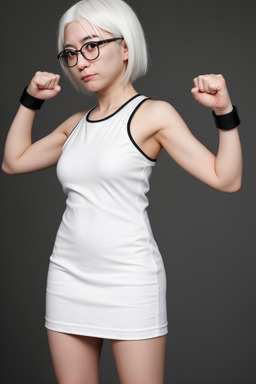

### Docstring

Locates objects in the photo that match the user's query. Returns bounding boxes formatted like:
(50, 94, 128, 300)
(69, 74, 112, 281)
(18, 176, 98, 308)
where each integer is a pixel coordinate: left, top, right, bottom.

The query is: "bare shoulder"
(141, 98, 177, 114)
(57, 110, 88, 138)
(137, 99, 183, 133)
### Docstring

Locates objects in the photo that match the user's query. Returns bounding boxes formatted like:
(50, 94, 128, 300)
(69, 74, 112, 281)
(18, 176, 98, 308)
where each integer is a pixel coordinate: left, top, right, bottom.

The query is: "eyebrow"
(64, 34, 99, 49)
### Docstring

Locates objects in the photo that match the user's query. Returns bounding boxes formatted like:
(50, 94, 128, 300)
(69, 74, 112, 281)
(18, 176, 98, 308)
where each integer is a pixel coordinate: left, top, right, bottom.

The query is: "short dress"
(45, 94, 168, 340)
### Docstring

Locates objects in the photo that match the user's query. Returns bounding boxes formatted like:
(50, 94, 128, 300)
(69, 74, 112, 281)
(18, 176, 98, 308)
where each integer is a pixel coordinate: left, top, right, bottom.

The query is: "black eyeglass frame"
(57, 37, 124, 67)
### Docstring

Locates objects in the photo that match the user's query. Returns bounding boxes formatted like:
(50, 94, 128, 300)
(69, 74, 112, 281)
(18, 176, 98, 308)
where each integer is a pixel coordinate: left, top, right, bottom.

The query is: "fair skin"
(2, 18, 242, 384)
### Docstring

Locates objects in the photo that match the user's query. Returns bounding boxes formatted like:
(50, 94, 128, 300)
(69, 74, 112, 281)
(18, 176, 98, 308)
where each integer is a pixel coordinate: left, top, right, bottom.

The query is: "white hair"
(57, 0, 148, 91)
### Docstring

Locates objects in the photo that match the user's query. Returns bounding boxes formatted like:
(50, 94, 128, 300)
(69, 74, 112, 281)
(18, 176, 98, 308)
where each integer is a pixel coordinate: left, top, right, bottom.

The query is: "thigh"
(111, 335, 167, 384)
(47, 329, 104, 384)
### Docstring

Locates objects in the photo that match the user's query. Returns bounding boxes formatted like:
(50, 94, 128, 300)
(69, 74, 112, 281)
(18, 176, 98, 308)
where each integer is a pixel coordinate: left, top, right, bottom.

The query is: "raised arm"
(2, 71, 85, 175)
(153, 74, 242, 192)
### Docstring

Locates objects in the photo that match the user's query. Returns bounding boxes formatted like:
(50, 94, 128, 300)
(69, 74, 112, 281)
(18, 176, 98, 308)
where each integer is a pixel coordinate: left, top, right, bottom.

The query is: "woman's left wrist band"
(20, 87, 45, 110)
(212, 106, 241, 130)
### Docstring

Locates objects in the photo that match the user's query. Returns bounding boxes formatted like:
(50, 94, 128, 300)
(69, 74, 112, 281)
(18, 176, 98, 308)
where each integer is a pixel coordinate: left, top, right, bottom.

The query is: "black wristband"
(212, 106, 240, 130)
(20, 87, 45, 110)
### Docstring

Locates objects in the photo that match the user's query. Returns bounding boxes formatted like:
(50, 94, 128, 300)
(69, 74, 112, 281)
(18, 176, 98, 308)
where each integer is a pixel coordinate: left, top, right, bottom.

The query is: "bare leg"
(111, 335, 167, 384)
(47, 329, 104, 384)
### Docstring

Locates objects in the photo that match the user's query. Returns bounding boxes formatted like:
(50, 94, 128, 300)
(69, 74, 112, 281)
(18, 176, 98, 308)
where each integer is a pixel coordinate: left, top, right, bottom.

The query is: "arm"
(2, 72, 85, 174)
(154, 74, 242, 192)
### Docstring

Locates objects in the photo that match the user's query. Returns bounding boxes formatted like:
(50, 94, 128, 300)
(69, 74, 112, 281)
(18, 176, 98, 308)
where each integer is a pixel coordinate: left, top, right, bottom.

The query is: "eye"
(86, 42, 98, 51)
(65, 50, 76, 58)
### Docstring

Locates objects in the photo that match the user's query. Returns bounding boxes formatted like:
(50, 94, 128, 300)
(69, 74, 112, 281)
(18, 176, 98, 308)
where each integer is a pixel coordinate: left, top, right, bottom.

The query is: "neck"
(95, 82, 138, 114)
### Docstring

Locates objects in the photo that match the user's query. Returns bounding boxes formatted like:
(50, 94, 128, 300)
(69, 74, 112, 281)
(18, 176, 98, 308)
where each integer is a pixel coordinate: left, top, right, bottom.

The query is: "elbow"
(224, 184, 241, 193)
(219, 179, 242, 193)
(2, 162, 12, 174)
(232, 179, 242, 192)
(1, 160, 18, 175)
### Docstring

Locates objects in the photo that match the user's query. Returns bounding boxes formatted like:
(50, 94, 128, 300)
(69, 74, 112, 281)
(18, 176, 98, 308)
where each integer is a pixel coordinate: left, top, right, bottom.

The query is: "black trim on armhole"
(127, 98, 157, 162)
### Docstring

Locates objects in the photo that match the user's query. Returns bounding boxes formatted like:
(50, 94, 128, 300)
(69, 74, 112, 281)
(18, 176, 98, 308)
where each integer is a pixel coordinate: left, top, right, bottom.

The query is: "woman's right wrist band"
(212, 106, 241, 130)
(20, 87, 45, 110)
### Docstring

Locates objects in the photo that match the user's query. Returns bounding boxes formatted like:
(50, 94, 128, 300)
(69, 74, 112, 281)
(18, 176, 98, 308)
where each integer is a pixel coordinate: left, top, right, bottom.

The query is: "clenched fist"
(27, 71, 61, 100)
(191, 74, 233, 115)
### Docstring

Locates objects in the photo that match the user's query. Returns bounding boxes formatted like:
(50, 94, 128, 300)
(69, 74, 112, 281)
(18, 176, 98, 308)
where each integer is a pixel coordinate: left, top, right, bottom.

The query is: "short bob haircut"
(57, 0, 148, 92)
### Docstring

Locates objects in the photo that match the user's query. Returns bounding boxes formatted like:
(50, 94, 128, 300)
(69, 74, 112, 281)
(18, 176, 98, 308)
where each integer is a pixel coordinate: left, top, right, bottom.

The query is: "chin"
(80, 81, 103, 94)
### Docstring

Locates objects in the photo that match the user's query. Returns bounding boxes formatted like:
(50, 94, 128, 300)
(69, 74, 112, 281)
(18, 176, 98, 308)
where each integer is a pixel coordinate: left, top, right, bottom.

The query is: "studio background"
(0, 0, 255, 383)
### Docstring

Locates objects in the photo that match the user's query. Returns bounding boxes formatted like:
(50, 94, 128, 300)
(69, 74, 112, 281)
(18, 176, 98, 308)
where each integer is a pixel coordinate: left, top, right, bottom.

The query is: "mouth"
(81, 74, 96, 82)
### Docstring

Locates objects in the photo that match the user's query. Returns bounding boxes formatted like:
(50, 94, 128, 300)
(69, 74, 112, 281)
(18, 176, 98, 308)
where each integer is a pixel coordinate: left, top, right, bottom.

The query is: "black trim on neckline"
(86, 94, 141, 123)
(127, 98, 157, 163)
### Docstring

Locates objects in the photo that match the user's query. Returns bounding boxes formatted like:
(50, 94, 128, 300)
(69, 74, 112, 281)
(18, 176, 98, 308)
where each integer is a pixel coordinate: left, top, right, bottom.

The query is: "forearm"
(214, 127, 243, 192)
(2, 105, 36, 173)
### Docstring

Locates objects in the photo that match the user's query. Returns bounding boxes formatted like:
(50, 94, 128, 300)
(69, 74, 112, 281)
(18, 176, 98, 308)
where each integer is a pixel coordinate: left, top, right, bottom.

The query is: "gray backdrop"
(0, 0, 255, 383)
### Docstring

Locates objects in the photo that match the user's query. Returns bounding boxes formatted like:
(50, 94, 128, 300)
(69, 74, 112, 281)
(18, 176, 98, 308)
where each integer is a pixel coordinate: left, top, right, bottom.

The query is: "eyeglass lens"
(60, 42, 99, 67)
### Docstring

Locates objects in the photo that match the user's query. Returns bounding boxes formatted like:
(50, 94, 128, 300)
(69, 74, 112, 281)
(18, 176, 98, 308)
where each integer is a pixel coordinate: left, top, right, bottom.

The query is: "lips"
(81, 74, 95, 81)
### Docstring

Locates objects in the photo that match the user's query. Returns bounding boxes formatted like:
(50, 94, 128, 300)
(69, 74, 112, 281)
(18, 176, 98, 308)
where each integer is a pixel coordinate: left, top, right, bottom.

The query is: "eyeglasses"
(57, 37, 124, 68)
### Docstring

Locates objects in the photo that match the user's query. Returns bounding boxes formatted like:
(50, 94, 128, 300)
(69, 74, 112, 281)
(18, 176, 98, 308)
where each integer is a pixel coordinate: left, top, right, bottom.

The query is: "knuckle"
(216, 74, 224, 83)
(208, 81, 215, 89)
(34, 71, 43, 79)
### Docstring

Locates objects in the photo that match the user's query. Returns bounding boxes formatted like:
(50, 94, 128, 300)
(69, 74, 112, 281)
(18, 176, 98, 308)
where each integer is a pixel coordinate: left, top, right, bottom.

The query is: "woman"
(2, 0, 242, 383)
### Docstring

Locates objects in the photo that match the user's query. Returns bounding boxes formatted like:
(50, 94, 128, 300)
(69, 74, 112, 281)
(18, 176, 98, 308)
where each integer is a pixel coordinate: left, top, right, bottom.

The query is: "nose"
(76, 52, 90, 69)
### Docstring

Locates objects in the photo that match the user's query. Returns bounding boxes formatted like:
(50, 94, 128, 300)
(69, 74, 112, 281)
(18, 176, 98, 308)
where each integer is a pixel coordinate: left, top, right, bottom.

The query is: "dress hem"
(45, 319, 168, 341)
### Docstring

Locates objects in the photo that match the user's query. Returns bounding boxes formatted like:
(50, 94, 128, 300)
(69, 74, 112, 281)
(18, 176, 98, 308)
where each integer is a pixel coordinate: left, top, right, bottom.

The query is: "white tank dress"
(45, 94, 168, 340)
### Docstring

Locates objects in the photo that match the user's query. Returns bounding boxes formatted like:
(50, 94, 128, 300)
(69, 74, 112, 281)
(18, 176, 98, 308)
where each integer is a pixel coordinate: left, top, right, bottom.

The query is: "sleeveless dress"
(45, 94, 168, 340)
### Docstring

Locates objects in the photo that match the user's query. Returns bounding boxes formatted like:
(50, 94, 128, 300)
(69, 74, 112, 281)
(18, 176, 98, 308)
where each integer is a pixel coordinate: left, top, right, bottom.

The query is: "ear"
(121, 39, 129, 61)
